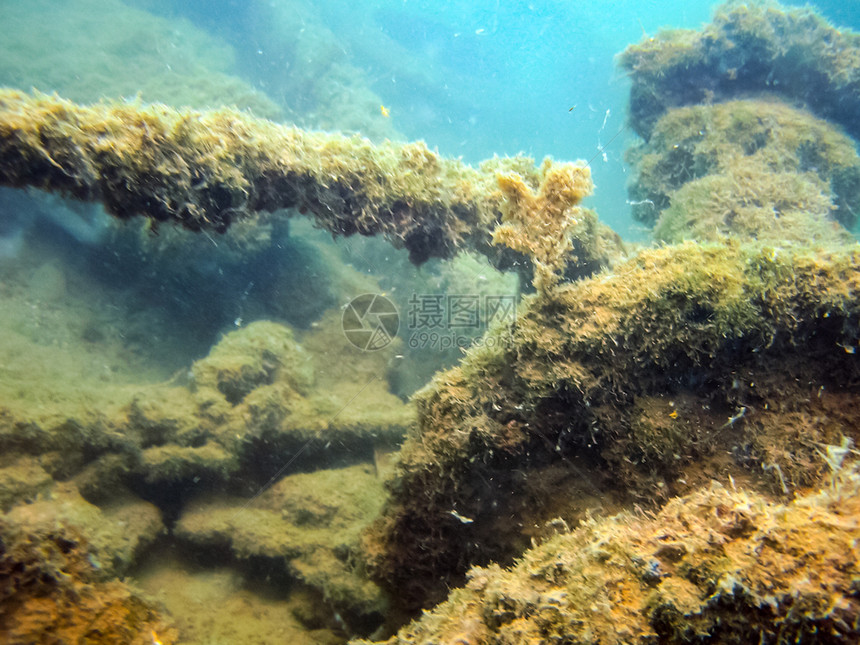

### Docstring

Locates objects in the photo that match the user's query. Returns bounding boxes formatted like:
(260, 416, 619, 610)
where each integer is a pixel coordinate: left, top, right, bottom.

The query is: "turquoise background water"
(138, 0, 860, 239)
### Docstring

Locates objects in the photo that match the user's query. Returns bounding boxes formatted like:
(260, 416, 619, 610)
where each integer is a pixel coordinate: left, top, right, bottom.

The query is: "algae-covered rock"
(619, 1, 860, 142)
(0, 456, 52, 512)
(0, 0, 282, 118)
(355, 478, 860, 645)
(0, 518, 176, 645)
(191, 320, 314, 403)
(0, 88, 492, 257)
(138, 442, 237, 485)
(627, 99, 860, 240)
(0, 270, 411, 639)
(187, 313, 412, 477)
(0, 310, 412, 491)
(4, 482, 163, 577)
(175, 463, 388, 630)
(619, 2, 860, 245)
(364, 242, 860, 610)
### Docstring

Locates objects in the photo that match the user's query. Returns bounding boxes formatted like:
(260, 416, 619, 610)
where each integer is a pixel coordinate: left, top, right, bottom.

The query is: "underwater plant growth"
(356, 478, 860, 644)
(0, 1, 859, 644)
(361, 241, 860, 612)
(619, 1, 860, 142)
(0, 90, 619, 270)
(626, 99, 860, 242)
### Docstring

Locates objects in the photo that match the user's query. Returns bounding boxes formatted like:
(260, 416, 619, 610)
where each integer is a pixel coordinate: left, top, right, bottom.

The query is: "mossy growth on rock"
(132, 315, 413, 489)
(4, 482, 163, 578)
(355, 477, 860, 645)
(175, 463, 388, 633)
(0, 0, 283, 120)
(0, 311, 412, 637)
(363, 242, 860, 611)
(0, 89, 622, 270)
(0, 518, 176, 644)
(626, 99, 860, 242)
(191, 320, 315, 404)
(0, 311, 412, 495)
(618, 0, 860, 142)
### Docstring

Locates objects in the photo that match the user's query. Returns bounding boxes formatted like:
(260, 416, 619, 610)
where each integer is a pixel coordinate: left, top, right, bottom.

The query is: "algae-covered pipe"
(0, 89, 606, 267)
(0, 89, 496, 262)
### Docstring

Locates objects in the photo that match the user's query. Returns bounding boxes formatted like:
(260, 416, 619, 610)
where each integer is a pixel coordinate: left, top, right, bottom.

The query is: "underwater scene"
(2, 0, 860, 643)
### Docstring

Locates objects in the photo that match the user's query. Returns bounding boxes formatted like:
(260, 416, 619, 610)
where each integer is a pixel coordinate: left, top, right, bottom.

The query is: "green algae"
(0, 89, 622, 269)
(354, 479, 860, 644)
(0, 516, 176, 644)
(626, 99, 860, 242)
(0, 0, 282, 119)
(364, 242, 860, 610)
(619, 0, 860, 142)
(175, 463, 388, 626)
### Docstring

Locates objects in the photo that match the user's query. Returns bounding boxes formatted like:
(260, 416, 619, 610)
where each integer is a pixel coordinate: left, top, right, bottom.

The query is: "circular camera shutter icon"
(342, 294, 399, 351)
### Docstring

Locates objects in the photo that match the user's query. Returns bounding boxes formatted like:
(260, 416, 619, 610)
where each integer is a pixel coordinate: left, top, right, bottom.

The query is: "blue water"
(342, 0, 718, 237)
(135, 0, 860, 240)
(2, 2, 860, 642)
(139, 0, 718, 237)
